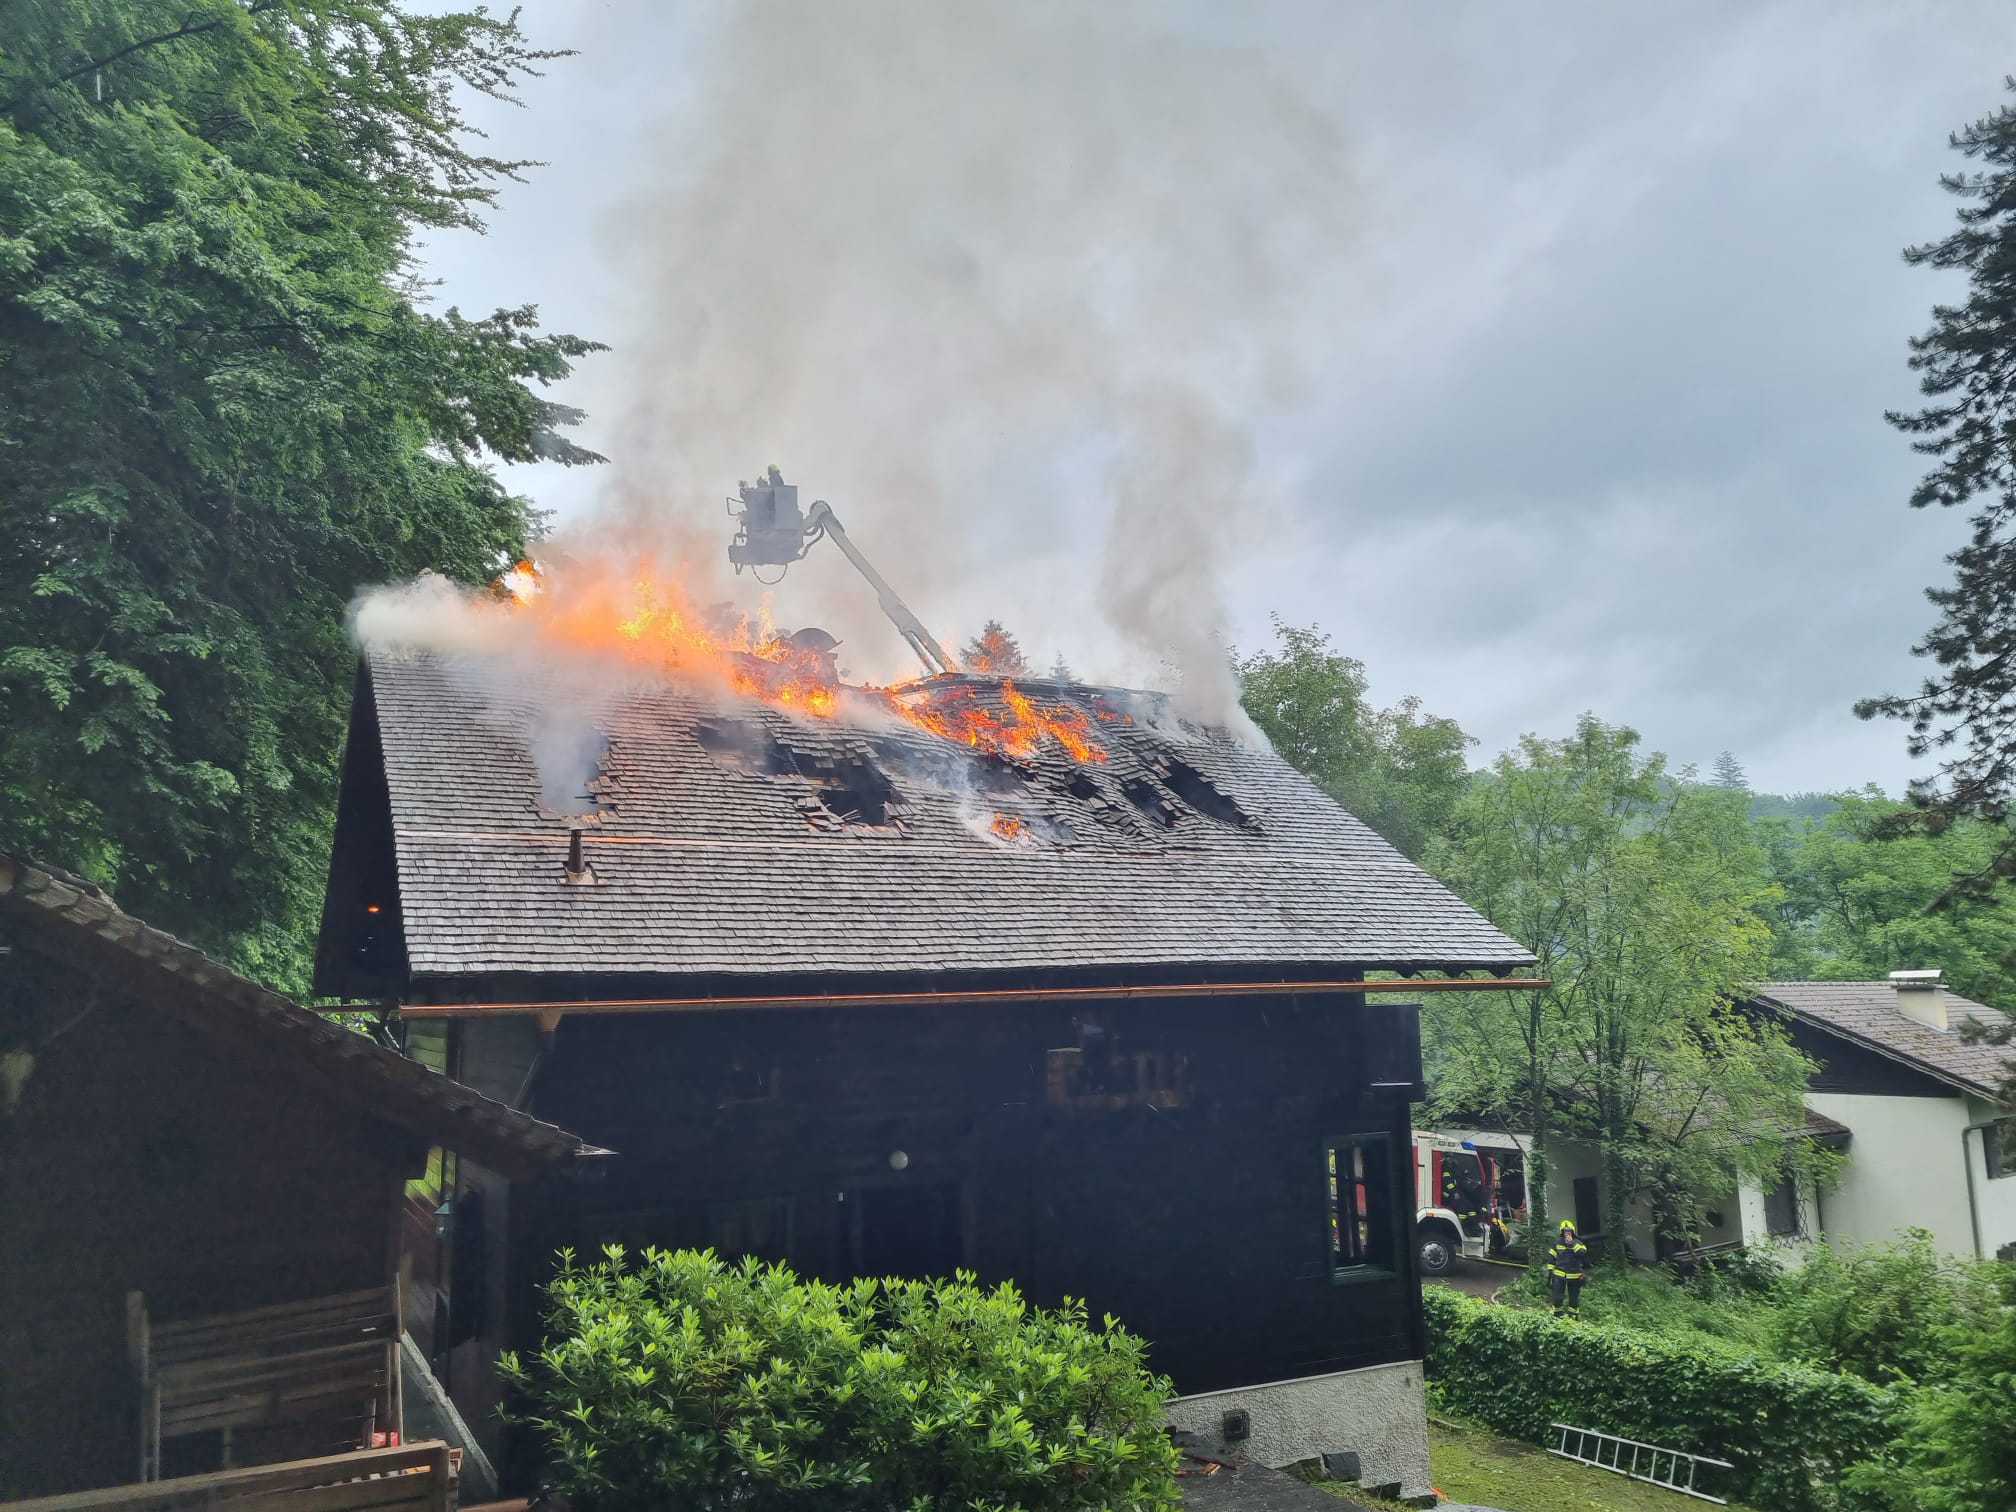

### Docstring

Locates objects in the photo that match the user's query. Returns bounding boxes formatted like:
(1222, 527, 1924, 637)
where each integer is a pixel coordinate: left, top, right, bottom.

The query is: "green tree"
(961, 618, 1031, 676)
(1857, 80, 2016, 1090)
(1712, 750, 1748, 790)
(0, 2, 601, 988)
(1236, 617, 1472, 859)
(1425, 718, 1817, 1257)
(1761, 790, 2016, 1015)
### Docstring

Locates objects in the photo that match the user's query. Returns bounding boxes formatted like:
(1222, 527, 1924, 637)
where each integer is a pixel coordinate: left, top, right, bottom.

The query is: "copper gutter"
(399, 976, 1551, 1021)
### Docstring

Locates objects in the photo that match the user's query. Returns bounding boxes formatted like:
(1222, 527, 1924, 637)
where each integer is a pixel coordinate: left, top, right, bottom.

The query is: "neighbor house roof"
(320, 651, 1534, 992)
(0, 854, 599, 1178)
(1751, 981, 2010, 1103)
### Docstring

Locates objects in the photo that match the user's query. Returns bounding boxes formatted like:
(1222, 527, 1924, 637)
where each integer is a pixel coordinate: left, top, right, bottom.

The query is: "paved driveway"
(1430, 1257, 1522, 1300)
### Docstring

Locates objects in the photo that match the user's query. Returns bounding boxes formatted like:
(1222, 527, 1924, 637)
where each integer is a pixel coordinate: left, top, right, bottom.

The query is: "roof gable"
(1750, 981, 2010, 1103)
(329, 651, 1532, 991)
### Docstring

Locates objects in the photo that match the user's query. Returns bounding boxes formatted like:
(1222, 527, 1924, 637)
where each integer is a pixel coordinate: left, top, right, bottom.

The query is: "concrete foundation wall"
(1164, 1358, 1431, 1500)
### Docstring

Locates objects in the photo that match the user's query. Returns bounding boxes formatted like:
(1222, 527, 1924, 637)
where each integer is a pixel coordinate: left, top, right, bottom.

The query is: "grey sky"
(416, 0, 2016, 795)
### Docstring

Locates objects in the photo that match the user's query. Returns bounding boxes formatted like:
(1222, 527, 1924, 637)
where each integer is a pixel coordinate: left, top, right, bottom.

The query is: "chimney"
(562, 827, 597, 886)
(1890, 969, 1947, 1031)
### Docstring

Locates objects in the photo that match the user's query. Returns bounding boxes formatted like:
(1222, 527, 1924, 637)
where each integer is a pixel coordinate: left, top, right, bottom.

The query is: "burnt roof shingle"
(0, 853, 597, 1175)
(358, 652, 1533, 984)
(1752, 981, 2011, 1102)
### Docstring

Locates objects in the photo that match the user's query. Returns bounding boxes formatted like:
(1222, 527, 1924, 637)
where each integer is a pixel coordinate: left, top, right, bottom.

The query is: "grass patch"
(1314, 1420, 1760, 1512)
(1472, 1260, 1780, 1356)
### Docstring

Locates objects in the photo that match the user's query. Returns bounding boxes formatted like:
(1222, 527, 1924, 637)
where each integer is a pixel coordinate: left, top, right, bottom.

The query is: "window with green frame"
(1326, 1132, 1398, 1279)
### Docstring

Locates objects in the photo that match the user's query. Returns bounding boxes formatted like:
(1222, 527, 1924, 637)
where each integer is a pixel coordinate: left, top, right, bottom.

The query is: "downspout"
(1961, 1116, 2003, 1261)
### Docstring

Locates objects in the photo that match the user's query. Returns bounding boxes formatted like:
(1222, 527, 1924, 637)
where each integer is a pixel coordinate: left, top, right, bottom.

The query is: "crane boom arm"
(805, 500, 959, 676)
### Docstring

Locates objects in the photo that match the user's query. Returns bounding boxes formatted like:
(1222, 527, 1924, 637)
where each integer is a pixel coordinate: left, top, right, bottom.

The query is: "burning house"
(315, 590, 1533, 1497)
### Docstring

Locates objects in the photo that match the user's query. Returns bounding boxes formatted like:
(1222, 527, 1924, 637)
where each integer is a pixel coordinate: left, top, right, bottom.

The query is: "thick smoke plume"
(353, 0, 1364, 800)
(588, 0, 1360, 720)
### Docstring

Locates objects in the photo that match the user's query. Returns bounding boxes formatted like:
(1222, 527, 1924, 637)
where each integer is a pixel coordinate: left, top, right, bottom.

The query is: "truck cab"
(1413, 1129, 1525, 1276)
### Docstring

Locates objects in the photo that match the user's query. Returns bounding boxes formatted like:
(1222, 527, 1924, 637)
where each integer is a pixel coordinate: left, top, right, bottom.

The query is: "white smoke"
(576, 0, 1361, 730)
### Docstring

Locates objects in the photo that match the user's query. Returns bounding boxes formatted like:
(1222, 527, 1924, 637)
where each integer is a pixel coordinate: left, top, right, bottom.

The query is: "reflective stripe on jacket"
(1547, 1239, 1588, 1279)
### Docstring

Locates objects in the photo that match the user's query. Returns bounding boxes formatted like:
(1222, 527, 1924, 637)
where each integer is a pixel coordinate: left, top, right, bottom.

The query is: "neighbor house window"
(1763, 1174, 1800, 1237)
(1326, 1133, 1397, 1279)
(1986, 1120, 2016, 1182)
(1572, 1176, 1603, 1239)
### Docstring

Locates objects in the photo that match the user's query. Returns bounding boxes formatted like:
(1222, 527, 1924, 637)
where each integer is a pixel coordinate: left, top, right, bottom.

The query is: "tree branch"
(2, 1, 287, 116)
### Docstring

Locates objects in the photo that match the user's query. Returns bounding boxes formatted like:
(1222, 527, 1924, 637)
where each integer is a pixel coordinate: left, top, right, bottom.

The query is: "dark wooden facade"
(429, 990, 1428, 1482)
(0, 932, 412, 1494)
(0, 858, 588, 1500)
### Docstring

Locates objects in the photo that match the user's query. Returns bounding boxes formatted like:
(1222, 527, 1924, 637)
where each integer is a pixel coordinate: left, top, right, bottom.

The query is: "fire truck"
(1413, 1129, 1525, 1276)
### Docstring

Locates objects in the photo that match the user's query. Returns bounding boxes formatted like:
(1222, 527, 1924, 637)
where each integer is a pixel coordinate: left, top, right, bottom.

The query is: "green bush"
(1840, 1262, 2016, 1512)
(1768, 1229, 2003, 1384)
(498, 1246, 1181, 1512)
(1422, 1286, 1896, 1512)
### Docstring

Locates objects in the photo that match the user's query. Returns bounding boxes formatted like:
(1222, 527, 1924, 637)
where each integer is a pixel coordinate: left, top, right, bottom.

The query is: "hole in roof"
(1159, 759, 1255, 830)
(1121, 776, 1178, 828)
(694, 717, 793, 776)
(1060, 770, 1104, 804)
(796, 749, 902, 827)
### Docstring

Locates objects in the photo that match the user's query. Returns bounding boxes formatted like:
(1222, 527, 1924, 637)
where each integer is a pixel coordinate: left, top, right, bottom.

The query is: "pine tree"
(1857, 78, 2016, 1099)
(1861, 81, 2016, 824)
(961, 620, 1031, 677)
(1048, 653, 1075, 683)
(1712, 751, 1749, 790)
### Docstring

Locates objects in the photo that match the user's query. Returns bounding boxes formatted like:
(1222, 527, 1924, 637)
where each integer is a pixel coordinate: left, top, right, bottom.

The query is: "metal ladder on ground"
(1548, 1422, 1733, 1503)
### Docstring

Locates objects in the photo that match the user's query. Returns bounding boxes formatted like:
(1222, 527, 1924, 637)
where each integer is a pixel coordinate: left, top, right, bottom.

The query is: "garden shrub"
(498, 1246, 1181, 1512)
(1422, 1286, 1896, 1512)
(1768, 1228, 2002, 1384)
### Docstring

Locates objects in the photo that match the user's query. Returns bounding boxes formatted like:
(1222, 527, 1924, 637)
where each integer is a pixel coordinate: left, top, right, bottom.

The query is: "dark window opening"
(1046, 1021, 1187, 1109)
(694, 717, 790, 776)
(720, 1053, 780, 1105)
(1986, 1120, 2015, 1181)
(849, 1181, 963, 1281)
(1158, 759, 1255, 829)
(711, 1198, 793, 1264)
(1327, 1133, 1398, 1278)
(1763, 1174, 1800, 1236)
(1572, 1176, 1603, 1239)
(1121, 776, 1178, 827)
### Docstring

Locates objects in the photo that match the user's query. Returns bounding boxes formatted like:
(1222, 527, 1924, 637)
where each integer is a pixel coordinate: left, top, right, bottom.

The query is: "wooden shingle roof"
(332, 651, 1533, 989)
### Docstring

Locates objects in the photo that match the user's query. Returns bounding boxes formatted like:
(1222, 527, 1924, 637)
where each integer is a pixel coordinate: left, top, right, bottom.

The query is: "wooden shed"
(0, 856, 596, 1499)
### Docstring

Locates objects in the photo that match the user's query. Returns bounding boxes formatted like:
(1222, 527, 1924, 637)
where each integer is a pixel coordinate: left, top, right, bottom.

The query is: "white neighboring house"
(1745, 973, 2016, 1261)
(1424, 972, 2013, 1268)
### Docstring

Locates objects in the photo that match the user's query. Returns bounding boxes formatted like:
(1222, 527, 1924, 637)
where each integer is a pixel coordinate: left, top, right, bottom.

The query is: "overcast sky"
(415, 0, 2016, 795)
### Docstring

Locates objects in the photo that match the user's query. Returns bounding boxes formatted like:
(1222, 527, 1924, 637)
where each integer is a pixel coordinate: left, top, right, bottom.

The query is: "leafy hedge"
(1422, 1287, 1896, 1512)
(499, 1247, 1180, 1512)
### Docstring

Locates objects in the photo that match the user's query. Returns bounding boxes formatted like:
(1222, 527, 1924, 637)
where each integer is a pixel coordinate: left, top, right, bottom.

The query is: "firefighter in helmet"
(1548, 1219, 1589, 1315)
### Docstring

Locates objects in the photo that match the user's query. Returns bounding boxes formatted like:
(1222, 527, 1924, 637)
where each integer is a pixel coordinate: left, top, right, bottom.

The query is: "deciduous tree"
(1235, 617, 1472, 860)
(0, 2, 601, 988)
(1425, 718, 1817, 1257)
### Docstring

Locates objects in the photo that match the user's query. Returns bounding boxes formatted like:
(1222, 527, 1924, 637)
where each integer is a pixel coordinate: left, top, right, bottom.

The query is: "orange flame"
(990, 812, 1026, 841)
(488, 557, 1108, 761)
